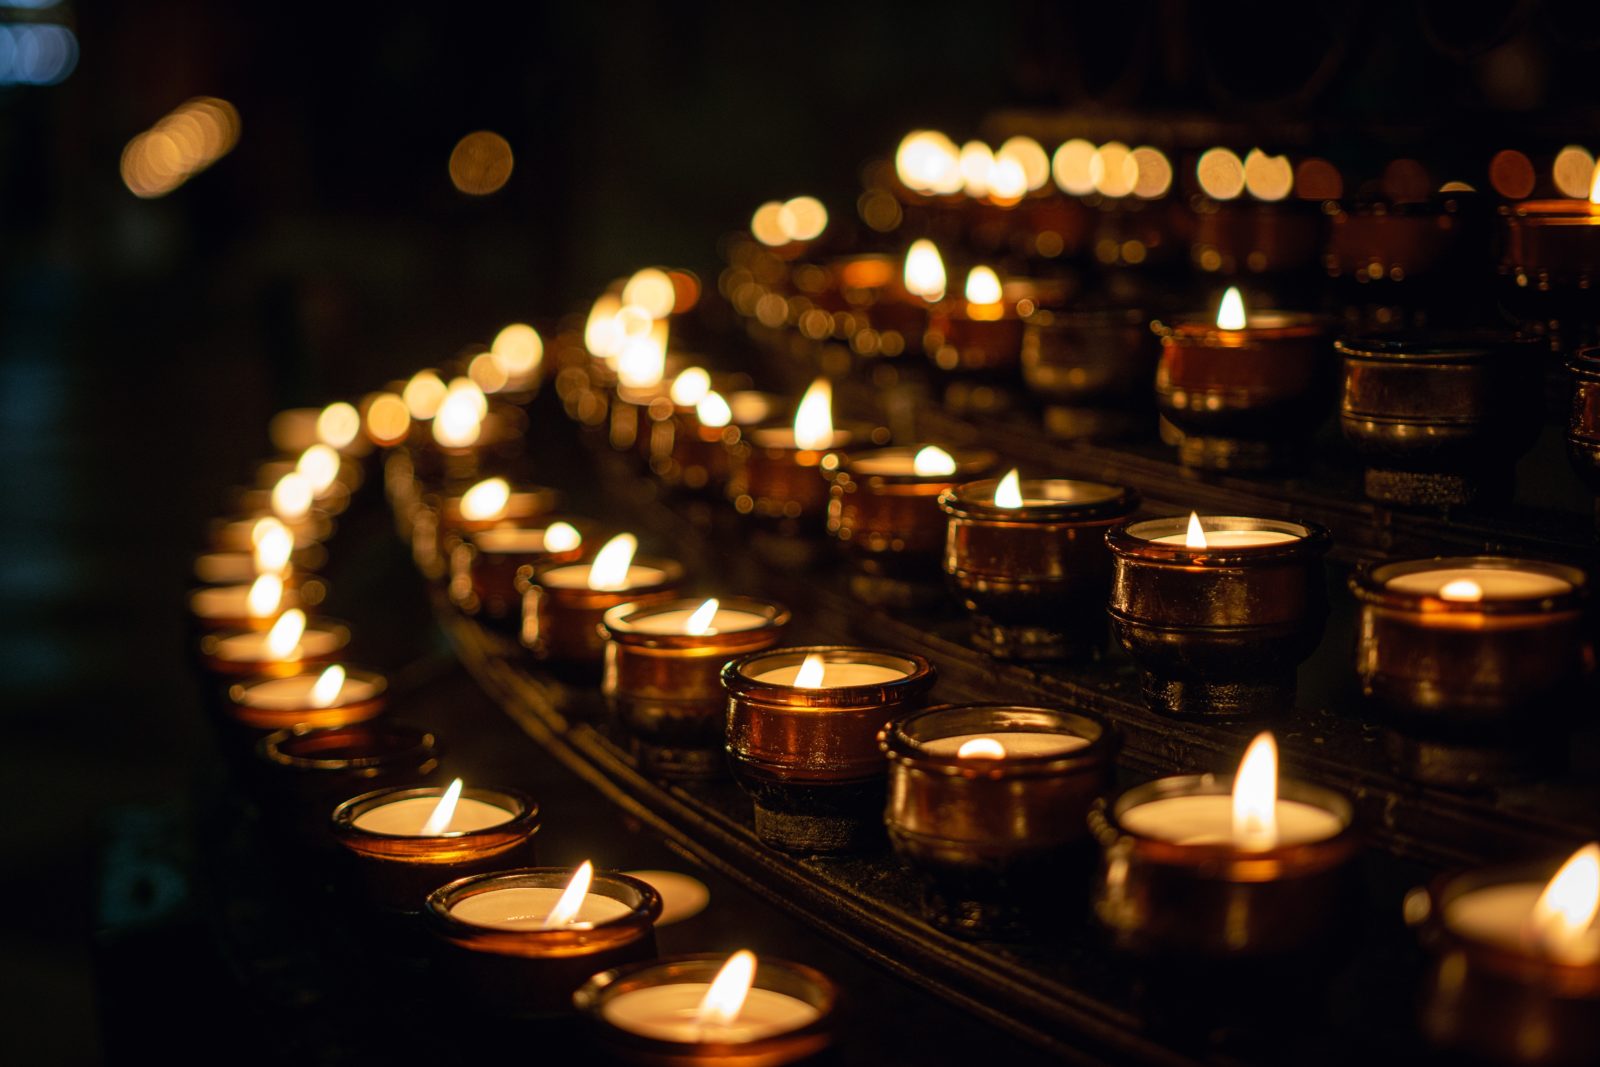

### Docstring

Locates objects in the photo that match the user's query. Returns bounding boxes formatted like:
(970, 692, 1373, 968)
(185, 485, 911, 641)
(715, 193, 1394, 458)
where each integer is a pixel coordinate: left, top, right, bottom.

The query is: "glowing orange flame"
(1232, 732, 1279, 850)
(420, 778, 465, 836)
(543, 860, 595, 928)
(543, 522, 582, 553)
(1529, 843, 1600, 963)
(265, 609, 307, 661)
(697, 391, 732, 428)
(253, 522, 294, 575)
(792, 378, 834, 450)
(1217, 287, 1247, 330)
(271, 471, 314, 522)
(1439, 579, 1485, 602)
(585, 294, 626, 359)
(1185, 512, 1208, 549)
(316, 402, 360, 450)
(964, 266, 1002, 306)
(957, 737, 1008, 759)
(793, 653, 826, 688)
(296, 444, 340, 496)
(903, 240, 946, 303)
(246, 574, 284, 618)
(912, 446, 957, 477)
(588, 533, 639, 591)
(670, 368, 711, 407)
(695, 949, 758, 1031)
(309, 664, 346, 708)
(1590, 162, 1600, 205)
(994, 469, 1023, 509)
(459, 478, 511, 522)
(685, 598, 720, 636)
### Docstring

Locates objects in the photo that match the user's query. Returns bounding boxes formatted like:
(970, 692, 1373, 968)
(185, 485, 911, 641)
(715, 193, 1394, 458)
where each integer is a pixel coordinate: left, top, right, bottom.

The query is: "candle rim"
(886, 702, 1111, 772)
(724, 645, 933, 704)
(230, 664, 387, 709)
(1357, 555, 1586, 613)
(201, 618, 351, 660)
(425, 866, 663, 937)
(1153, 309, 1325, 339)
(1105, 772, 1355, 858)
(261, 721, 436, 772)
(832, 444, 996, 483)
(602, 595, 789, 641)
(942, 476, 1135, 520)
(1426, 860, 1600, 966)
(1114, 515, 1324, 560)
(333, 784, 534, 840)
(534, 555, 682, 593)
(445, 484, 559, 518)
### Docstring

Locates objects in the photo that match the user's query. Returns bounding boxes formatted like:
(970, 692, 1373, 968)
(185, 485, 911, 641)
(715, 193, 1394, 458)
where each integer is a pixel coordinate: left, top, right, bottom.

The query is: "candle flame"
(403, 370, 447, 420)
(419, 778, 464, 836)
(1231, 732, 1279, 850)
(685, 598, 720, 636)
(253, 521, 294, 575)
(792, 378, 834, 450)
(987, 156, 1028, 202)
(271, 471, 314, 522)
(895, 130, 961, 194)
(994, 469, 1023, 509)
(543, 521, 582, 553)
(1185, 512, 1208, 549)
(912, 446, 958, 477)
(623, 267, 677, 320)
(316, 402, 360, 450)
(459, 478, 511, 522)
(542, 860, 594, 928)
(246, 574, 284, 618)
(491, 322, 543, 379)
(585, 293, 626, 359)
(696, 390, 733, 428)
(1216, 287, 1247, 330)
(1590, 162, 1600, 205)
(617, 322, 668, 389)
(1529, 843, 1600, 963)
(958, 140, 994, 197)
(695, 950, 758, 1031)
(903, 239, 947, 303)
(365, 393, 411, 446)
(777, 196, 828, 242)
(251, 516, 287, 547)
(265, 609, 306, 661)
(433, 381, 486, 448)
(587, 533, 638, 591)
(964, 266, 1002, 305)
(296, 444, 341, 496)
(309, 663, 346, 708)
(957, 737, 1008, 759)
(1438, 578, 1485, 602)
(670, 367, 712, 407)
(794, 653, 827, 688)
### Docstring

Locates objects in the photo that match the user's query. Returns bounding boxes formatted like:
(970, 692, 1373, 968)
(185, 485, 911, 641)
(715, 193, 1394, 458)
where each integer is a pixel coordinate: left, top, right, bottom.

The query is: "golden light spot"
(490, 323, 543, 380)
(778, 196, 828, 241)
(986, 157, 1028, 203)
(751, 201, 788, 246)
(1090, 142, 1138, 198)
(585, 293, 626, 359)
(402, 370, 447, 420)
(122, 96, 241, 199)
(668, 270, 701, 313)
(1197, 148, 1245, 200)
(1553, 146, 1596, 199)
(858, 189, 902, 232)
(315, 402, 361, 450)
(1131, 146, 1172, 199)
(1243, 149, 1293, 201)
(997, 136, 1050, 191)
(623, 268, 677, 318)
(895, 130, 961, 194)
(449, 131, 513, 196)
(468, 351, 509, 394)
(1489, 149, 1536, 200)
(365, 393, 410, 446)
(958, 141, 994, 198)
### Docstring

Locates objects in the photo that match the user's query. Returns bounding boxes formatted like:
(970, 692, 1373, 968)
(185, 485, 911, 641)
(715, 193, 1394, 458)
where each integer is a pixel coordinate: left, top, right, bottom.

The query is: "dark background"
(7, 2, 1600, 1060)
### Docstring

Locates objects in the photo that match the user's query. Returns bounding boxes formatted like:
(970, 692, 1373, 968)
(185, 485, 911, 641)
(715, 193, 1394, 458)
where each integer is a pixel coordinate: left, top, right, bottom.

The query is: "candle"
(601, 951, 820, 1043)
(226, 664, 386, 731)
(457, 520, 586, 621)
(621, 603, 769, 635)
(727, 378, 880, 524)
(188, 576, 301, 629)
(925, 267, 1035, 382)
(350, 793, 514, 835)
(1146, 512, 1301, 548)
(1118, 793, 1343, 846)
(199, 611, 350, 677)
(1020, 306, 1161, 444)
(524, 534, 683, 666)
(748, 655, 907, 687)
(540, 564, 668, 589)
(1384, 566, 1573, 599)
(450, 885, 635, 929)
(918, 732, 1089, 758)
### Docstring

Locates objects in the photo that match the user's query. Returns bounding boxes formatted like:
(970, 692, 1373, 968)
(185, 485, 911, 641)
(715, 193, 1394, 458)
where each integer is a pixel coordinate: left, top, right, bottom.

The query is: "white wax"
(601, 985, 820, 1043)
(1385, 567, 1573, 599)
(351, 795, 514, 835)
(210, 626, 342, 663)
(750, 661, 908, 687)
(472, 528, 556, 554)
(1445, 883, 1600, 959)
(237, 673, 379, 710)
(848, 453, 953, 477)
(627, 608, 768, 635)
(748, 428, 849, 451)
(920, 732, 1090, 757)
(194, 552, 262, 584)
(622, 869, 710, 927)
(540, 564, 667, 590)
(1120, 794, 1343, 846)
(189, 584, 296, 619)
(448, 886, 633, 929)
(1149, 530, 1299, 546)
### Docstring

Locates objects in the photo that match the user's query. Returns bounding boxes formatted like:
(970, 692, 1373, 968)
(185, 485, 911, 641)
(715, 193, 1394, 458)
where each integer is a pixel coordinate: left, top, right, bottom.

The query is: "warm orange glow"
(964, 266, 1002, 306)
(1243, 148, 1293, 201)
(251, 516, 287, 548)
(1131, 146, 1173, 199)
(1231, 732, 1279, 850)
(1552, 146, 1595, 199)
(668, 270, 702, 313)
(793, 653, 827, 688)
(1090, 142, 1138, 198)
(778, 197, 828, 242)
(1439, 579, 1485, 602)
(310, 664, 346, 709)
(121, 97, 241, 199)
(1052, 138, 1096, 196)
(366, 393, 411, 446)
(491, 323, 543, 380)
(448, 131, 513, 196)
(912, 446, 957, 477)
(585, 294, 626, 359)
(1590, 163, 1600, 206)
(460, 478, 511, 522)
(588, 534, 639, 591)
(543, 522, 582, 553)
(994, 469, 1023, 509)
(751, 201, 788, 246)
(403, 371, 448, 420)
(1184, 511, 1208, 549)
(469, 352, 510, 395)
(296, 444, 340, 496)
(543, 861, 595, 928)
(420, 778, 465, 835)
(997, 136, 1050, 191)
(253, 521, 294, 575)
(623, 268, 677, 319)
(958, 141, 994, 197)
(271, 471, 314, 522)
(265, 609, 307, 661)
(1489, 149, 1537, 200)
(697, 390, 733, 428)
(903, 240, 946, 303)
(957, 737, 1007, 759)
(1529, 844, 1600, 963)
(895, 130, 961, 194)
(246, 574, 284, 618)
(695, 950, 758, 1029)
(792, 378, 834, 450)
(685, 598, 720, 636)
(432, 382, 485, 448)
(1295, 158, 1344, 200)
(670, 368, 712, 408)
(1197, 147, 1245, 200)
(986, 157, 1028, 203)
(617, 323, 668, 390)
(316, 402, 361, 450)
(1216, 287, 1247, 330)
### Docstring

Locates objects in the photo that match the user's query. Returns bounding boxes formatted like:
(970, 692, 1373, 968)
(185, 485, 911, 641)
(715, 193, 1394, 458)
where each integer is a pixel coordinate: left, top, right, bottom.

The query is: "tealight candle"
(210, 511, 331, 553)
(1107, 513, 1331, 718)
(455, 520, 587, 621)
(723, 646, 934, 852)
(924, 266, 1034, 379)
(523, 534, 684, 667)
(658, 389, 783, 494)
(187, 576, 304, 631)
(600, 597, 789, 779)
(198, 610, 351, 677)
(726, 378, 882, 525)
(225, 664, 386, 731)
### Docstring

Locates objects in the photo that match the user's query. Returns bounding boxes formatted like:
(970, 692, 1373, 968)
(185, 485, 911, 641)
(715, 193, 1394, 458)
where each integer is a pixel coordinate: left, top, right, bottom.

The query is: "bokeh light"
(1197, 148, 1246, 200)
(959, 141, 994, 198)
(1489, 149, 1536, 199)
(448, 131, 514, 196)
(895, 130, 961, 194)
(997, 136, 1050, 192)
(1052, 139, 1096, 196)
(777, 196, 828, 242)
(1131, 146, 1172, 199)
(402, 370, 448, 420)
(490, 323, 543, 379)
(0, 23, 77, 86)
(1553, 146, 1595, 199)
(1294, 158, 1343, 200)
(751, 201, 787, 245)
(1090, 142, 1138, 198)
(623, 268, 677, 318)
(1243, 149, 1293, 201)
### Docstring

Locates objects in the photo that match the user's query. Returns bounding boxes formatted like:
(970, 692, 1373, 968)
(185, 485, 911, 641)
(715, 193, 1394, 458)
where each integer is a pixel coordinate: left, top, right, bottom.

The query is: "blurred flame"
(310, 664, 346, 708)
(542, 861, 594, 928)
(964, 266, 1002, 305)
(623, 268, 677, 319)
(460, 478, 511, 522)
(469, 351, 510, 394)
(751, 201, 788, 246)
(1530, 844, 1600, 962)
(316, 402, 361, 450)
(997, 136, 1050, 191)
(433, 382, 485, 448)
(491, 323, 543, 380)
(685, 598, 720, 636)
(912, 446, 958, 477)
(448, 131, 513, 196)
(1131, 146, 1173, 199)
(794, 653, 827, 688)
(1216, 287, 1247, 330)
(588, 533, 639, 591)
(271, 471, 314, 522)
(1590, 163, 1600, 205)
(617, 322, 668, 390)
(122, 97, 241, 199)
(1197, 147, 1246, 201)
(1243, 148, 1293, 201)
(265, 609, 306, 660)
(585, 294, 626, 359)
(1185, 512, 1208, 549)
(1052, 138, 1096, 196)
(366, 393, 411, 446)
(1232, 732, 1278, 850)
(987, 157, 1028, 203)
(695, 950, 758, 1030)
(247, 574, 283, 618)
(959, 141, 994, 198)
(1439, 579, 1485, 602)
(792, 378, 834, 450)
(296, 444, 340, 496)
(778, 196, 828, 242)
(957, 737, 1007, 759)
(697, 390, 733, 428)
(903, 240, 946, 303)
(1090, 142, 1138, 198)
(670, 367, 712, 407)
(420, 778, 465, 835)
(403, 371, 448, 420)
(543, 521, 582, 553)
(895, 130, 961, 194)
(994, 469, 1023, 509)
(251, 516, 287, 548)
(253, 521, 294, 575)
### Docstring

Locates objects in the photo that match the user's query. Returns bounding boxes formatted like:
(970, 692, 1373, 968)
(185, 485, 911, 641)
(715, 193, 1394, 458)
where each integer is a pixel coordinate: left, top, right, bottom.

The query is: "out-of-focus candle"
(1384, 566, 1573, 600)
(920, 732, 1090, 758)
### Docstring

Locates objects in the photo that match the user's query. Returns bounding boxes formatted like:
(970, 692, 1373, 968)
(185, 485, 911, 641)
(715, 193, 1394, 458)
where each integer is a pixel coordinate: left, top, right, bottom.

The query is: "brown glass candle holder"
(1351, 556, 1591, 786)
(1569, 348, 1600, 533)
(722, 646, 935, 853)
(224, 665, 387, 732)
(522, 557, 684, 668)
(452, 520, 590, 622)
(881, 703, 1116, 940)
(1407, 859, 1600, 1067)
(424, 868, 662, 1018)
(823, 445, 996, 601)
(925, 302, 1026, 378)
(1020, 306, 1161, 442)
(1107, 516, 1331, 719)
(940, 478, 1139, 661)
(1152, 311, 1332, 471)
(574, 953, 838, 1066)
(600, 597, 790, 780)
(726, 422, 880, 527)
(198, 618, 352, 678)
(1338, 331, 1541, 507)
(330, 785, 540, 913)
(1501, 199, 1600, 292)
(1190, 200, 1324, 276)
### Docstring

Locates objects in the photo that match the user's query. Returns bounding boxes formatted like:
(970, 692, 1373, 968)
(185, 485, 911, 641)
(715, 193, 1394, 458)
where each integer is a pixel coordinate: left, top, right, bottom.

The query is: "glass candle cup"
(658, 391, 783, 494)
(198, 618, 351, 678)
(224, 664, 387, 732)
(432, 483, 562, 573)
(600, 597, 790, 780)
(940, 478, 1138, 661)
(722, 646, 935, 854)
(330, 784, 540, 913)
(452, 520, 590, 621)
(1020, 306, 1161, 443)
(881, 703, 1116, 939)
(424, 868, 662, 1017)
(1107, 516, 1331, 719)
(574, 953, 838, 1066)
(186, 580, 312, 633)
(522, 556, 684, 668)
(725, 421, 881, 526)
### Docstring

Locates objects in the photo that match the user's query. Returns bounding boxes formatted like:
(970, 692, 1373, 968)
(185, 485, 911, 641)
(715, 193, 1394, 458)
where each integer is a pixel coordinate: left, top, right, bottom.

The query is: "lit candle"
(350, 778, 515, 835)
(1444, 845, 1600, 964)
(447, 863, 635, 929)
(1146, 511, 1301, 548)
(188, 573, 298, 628)
(600, 951, 822, 1043)
(919, 732, 1089, 758)
(200, 609, 350, 676)
(1383, 565, 1573, 600)
(730, 379, 873, 522)
(748, 652, 907, 688)
(525, 533, 683, 665)
(537, 534, 667, 591)
(472, 522, 582, 556)
(621, 598, 769, 635)
(903, 240, 947, 303)
(226, 663, 387, 731)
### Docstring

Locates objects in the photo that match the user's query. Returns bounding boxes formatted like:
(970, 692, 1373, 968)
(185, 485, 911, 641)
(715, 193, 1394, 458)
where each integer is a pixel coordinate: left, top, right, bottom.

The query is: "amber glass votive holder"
(1500, 199, 1600, 292)
(600, 597, 790, 780)
(722, 646, 935, 853)
(223, 664, 387, 732)
(1351, 556, 1591, 786)
(453, 521, 590, 621)
(1152, 311, 1331, 471)
(198, 618, 351, 678)
(574, 953, 838, 1067)
(424, 868, 662, 1017)
(1020, 306, 1161, 443)
(1569, 348, 1600, 532)
(330, 785, 540, 913)
(881, 704, 1115, 940)
(522, 557, 684, 668)
(1107, 516, 1331, 719)
(1407, 859, 1600, 1067)
(434, 483, 561, 560)
(940, 478, 1138, 661)
(726, 423, 879, 527)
